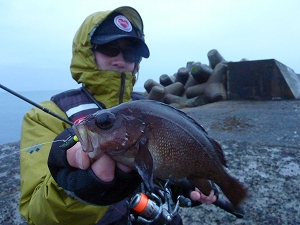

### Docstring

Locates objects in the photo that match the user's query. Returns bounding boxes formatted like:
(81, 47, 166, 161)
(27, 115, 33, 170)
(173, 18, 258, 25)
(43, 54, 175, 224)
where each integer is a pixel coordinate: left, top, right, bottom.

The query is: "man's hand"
(66, 142, 133, 182)
(190, 188, 217, 204)
(168, 179, 217, 206)
(48, 128, 142, 205)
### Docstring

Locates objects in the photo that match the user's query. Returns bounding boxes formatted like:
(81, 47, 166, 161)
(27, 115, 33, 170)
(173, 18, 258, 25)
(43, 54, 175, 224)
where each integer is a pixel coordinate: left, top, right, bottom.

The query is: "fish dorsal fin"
(134, 134, 154, 190)
(150, 100, 208, 134)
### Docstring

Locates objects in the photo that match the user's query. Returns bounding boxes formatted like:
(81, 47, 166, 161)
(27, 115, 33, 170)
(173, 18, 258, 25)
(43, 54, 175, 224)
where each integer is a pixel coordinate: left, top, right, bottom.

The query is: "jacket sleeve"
(19, 101, 108, 225)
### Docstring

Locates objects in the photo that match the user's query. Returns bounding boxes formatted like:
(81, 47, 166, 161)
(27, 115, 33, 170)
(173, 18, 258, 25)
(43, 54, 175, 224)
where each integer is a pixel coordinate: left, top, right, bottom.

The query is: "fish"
(73, 100, 247, 208)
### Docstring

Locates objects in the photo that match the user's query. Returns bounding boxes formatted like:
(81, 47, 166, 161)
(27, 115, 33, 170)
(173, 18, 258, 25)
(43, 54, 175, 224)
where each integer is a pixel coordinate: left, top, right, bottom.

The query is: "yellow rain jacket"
(19, 6, 146, 225)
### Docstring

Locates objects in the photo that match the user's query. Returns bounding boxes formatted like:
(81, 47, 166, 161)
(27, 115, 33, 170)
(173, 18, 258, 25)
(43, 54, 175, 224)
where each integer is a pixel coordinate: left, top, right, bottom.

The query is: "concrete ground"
(0, 100, 299, 224)
(180, 100, 300, 224)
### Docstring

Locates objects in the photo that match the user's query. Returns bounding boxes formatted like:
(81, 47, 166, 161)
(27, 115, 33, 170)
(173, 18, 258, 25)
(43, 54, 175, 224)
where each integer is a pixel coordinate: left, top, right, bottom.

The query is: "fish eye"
(95, 112, 116, 129)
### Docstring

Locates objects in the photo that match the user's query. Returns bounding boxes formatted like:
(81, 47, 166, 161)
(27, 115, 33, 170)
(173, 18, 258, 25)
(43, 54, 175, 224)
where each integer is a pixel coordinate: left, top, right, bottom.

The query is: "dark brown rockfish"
(73, 100, 247, 208)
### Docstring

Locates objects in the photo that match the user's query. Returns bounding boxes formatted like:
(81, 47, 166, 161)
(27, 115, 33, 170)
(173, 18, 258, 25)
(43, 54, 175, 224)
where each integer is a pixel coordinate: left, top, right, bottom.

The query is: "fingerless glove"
(48, 128, 142, 205)
(169, 179, 202, 207)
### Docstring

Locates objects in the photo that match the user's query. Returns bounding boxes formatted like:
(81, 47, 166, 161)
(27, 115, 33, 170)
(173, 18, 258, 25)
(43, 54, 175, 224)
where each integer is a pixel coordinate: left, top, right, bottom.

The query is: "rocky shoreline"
(1, 100, 299, 224)
(0, 142, 27, 225)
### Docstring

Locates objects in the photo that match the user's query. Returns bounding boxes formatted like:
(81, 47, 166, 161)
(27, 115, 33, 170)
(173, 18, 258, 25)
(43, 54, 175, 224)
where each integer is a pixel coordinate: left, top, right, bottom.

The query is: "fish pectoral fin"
(134, 134, 154, 190)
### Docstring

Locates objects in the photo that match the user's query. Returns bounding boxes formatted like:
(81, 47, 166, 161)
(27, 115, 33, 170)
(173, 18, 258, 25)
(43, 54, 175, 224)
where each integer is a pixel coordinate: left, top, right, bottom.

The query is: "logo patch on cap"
(114, 15, 132, 32)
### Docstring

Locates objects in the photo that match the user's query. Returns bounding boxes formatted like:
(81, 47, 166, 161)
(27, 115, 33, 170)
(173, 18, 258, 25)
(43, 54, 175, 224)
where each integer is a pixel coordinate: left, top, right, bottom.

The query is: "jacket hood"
(70, 6, 146, 83)
(70, 6, 147, 108)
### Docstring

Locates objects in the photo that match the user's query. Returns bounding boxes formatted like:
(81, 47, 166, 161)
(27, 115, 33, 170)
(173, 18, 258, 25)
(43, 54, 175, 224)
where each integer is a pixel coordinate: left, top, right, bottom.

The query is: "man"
(20, 6, 215, 225)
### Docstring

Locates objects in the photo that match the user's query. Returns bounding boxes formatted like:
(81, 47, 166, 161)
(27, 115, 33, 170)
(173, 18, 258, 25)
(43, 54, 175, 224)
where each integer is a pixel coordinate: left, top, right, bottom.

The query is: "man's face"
(93, 39, 137, 72)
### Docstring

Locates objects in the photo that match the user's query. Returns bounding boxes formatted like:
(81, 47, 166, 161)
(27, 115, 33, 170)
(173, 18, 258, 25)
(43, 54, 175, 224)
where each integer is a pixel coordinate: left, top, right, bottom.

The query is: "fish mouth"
(72, 125, 95, 153)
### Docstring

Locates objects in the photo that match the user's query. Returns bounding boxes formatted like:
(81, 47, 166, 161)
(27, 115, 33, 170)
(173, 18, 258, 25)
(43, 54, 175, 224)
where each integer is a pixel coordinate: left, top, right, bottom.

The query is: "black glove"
(169, 179, 203, 207)
(48, 128, 143, 205)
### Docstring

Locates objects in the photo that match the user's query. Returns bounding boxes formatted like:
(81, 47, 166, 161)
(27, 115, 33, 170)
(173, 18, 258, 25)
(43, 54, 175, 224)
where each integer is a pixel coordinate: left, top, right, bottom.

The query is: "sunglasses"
(93, 43, 140, 63)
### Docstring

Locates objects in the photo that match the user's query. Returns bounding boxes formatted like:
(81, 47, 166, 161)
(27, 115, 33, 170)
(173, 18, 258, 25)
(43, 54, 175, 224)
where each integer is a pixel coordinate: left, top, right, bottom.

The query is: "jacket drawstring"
(81, 85, 105, 109)
(119, 72, 126, 104)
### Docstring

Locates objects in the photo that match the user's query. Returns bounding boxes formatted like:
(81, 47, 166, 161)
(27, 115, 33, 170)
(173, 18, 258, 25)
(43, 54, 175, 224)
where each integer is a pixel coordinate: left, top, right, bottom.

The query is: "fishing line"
(19, 140, 65, 153)
(1, 140, 66, 159)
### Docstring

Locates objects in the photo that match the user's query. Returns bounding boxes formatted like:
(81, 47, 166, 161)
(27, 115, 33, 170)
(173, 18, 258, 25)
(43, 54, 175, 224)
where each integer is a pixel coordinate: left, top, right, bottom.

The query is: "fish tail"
(221, 176, 248, 208)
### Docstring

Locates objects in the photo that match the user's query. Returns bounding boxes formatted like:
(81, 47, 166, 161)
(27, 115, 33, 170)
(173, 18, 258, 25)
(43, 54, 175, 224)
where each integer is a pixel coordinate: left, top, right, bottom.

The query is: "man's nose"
(112, 53, 126, 67)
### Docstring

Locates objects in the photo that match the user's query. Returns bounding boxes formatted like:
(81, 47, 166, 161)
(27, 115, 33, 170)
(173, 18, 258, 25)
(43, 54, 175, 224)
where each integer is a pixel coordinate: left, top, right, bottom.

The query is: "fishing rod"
(0, 83, 74, 126)
(0, 83, 79, 149)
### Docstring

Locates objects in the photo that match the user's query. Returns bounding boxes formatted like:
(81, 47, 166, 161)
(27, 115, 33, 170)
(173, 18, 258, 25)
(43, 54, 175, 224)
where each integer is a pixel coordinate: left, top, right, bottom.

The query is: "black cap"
(91, 12, 150, 58)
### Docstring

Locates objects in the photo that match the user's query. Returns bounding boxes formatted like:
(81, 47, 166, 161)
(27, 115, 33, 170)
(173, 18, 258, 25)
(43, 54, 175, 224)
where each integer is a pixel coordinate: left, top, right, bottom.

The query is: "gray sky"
(1, 0, 299, 92)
